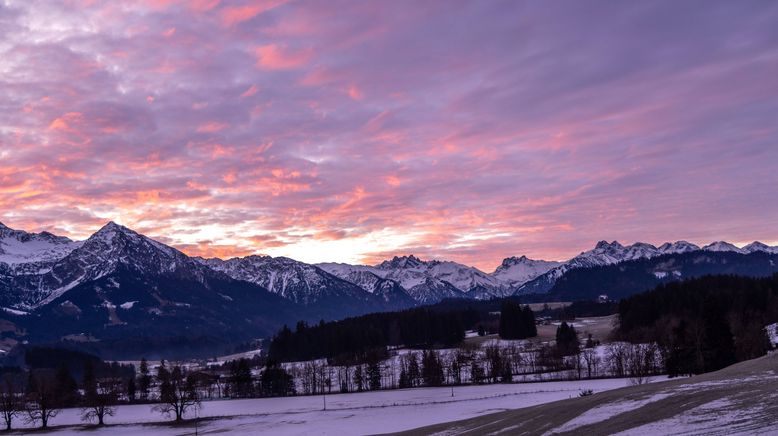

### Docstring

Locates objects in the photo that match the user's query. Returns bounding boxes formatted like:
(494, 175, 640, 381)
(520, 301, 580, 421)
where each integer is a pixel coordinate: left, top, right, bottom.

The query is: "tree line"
(270, 298, 545, 363)
(269, 307, 467, 362)
(617, 273, 778, 376)
(498, 300, 537, 339)
(0, 348, 136, 430)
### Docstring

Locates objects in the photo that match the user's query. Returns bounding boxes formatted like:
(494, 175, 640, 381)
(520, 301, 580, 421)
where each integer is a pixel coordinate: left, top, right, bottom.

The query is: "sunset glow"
(1, 0, 777, 270)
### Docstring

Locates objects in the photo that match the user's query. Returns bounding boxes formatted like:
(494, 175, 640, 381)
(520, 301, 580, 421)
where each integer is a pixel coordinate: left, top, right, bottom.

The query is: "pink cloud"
(347, 84, 364, 100)
(196, 122, 229, 133)
(0, 1, 776, 269)
(254, 44, 312, 70)
(221, 0, 287, 26)
(240, 84, 259, 98)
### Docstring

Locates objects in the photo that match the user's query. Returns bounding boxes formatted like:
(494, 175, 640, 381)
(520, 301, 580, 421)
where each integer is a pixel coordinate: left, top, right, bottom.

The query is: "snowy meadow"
(9, 377, 646, 435)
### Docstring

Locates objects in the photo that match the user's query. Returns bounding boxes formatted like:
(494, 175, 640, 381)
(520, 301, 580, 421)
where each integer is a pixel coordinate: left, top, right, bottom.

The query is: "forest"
(268, 298, 541, 362)
(269, 307, 468, 362)
(617, 273, 778, 375)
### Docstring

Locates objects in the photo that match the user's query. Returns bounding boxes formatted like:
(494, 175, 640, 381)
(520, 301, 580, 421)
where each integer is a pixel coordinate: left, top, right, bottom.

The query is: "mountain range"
(1, 220, 777, 358)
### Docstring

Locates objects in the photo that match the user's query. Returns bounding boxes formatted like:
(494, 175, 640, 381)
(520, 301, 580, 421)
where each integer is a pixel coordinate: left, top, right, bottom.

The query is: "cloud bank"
(1, 0, 777, 269)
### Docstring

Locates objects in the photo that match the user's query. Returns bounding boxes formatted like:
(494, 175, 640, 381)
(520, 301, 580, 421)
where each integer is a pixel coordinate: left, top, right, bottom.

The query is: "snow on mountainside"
(743, 241, 778, 254)
(318, 258, 470, 303)
(315, 263, 416, 305)
(374, 255, 506, 298)
(0, 222, 81, 266)
(491, 256, 562, 288)
(658, 241, 700, 254)
(516, 239, 778, 295)
(0, 222, 201, 309)
(2, 219, 777, 310)
(196, 255, 384, 306)
(703, 241, 745, 253)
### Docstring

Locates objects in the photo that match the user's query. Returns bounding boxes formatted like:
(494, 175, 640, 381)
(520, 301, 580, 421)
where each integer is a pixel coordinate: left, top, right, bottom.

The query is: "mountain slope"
(0, 222, 80, 266)
(396, 352, 778, 436)
(532, 251, 778, 302)
(24, 262, 299, 359)
(513, 239, 769, 295)
(320, 257, 477, 303)
(490, 255, 562, 289)
(0, 222, 204, 309)
(196, 255, 413, 311)
(315, 263, 417, 307)
(0, 223, 302, 358)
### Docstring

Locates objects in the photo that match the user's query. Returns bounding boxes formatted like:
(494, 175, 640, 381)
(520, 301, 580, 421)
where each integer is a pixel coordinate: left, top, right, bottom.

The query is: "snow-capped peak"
(376, 255, 424, 270)
(491, 255, 562, 288)
(196, 254, 376, 305)
(594, 240, 624, 250)
(80, 221, 177, 259)
(370, 254, 507, 299)
(497, 255, 531, 268)
(742, 241, 778, 254)
(658, 241, 701, 254)
(702, 241, 744, 253)
(0, 222, 80, 265)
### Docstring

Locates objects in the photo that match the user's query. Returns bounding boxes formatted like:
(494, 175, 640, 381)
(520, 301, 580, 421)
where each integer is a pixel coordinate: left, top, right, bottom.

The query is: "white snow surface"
(548, 392, 672, 434)
(613, 398, 778, 436)
(702, 241, 745, 253)
(0, 222, 80, 265)
(119, 301, 137, 309)
(492, 255, 563, 287)
(24, 378, 639, 435)
(766, 323, 778, 347)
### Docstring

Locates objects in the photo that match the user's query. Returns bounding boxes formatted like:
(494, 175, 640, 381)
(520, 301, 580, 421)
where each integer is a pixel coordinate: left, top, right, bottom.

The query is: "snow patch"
(548, 392, 672, 434)
(120, 301, 137, 310)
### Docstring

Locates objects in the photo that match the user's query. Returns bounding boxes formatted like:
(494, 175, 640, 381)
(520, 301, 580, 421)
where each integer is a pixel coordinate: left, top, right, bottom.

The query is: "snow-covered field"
(400, 352, 778, 436)
(16, 378, 642, 435)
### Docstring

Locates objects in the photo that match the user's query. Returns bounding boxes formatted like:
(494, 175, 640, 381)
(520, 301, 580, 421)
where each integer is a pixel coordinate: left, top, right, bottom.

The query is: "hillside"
(393, 351, 778, 435)
(528, 250, 778, 302)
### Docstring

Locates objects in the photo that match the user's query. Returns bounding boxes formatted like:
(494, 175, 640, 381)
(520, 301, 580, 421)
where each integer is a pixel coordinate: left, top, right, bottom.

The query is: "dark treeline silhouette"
(0, 347, 137, 430)
(269, 307, 468, 362)
(618, 274, 778, 376)
(535, 300, 619, 320)
(555, 322, 579, 356)
(23, 347, 134, 382)
(498, 301, 537, 339)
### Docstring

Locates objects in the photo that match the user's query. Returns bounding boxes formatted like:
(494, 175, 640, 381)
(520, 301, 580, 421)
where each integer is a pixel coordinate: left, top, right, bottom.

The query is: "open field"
(394, 351, 778, 435)
(465, 314, 618, 346)
(4, 377, 644, 435)
(525, 302, 572, 311)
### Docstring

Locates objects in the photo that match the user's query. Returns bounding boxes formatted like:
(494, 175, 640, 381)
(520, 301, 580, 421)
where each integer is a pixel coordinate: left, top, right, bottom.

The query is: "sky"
(1, 0, 777, 270)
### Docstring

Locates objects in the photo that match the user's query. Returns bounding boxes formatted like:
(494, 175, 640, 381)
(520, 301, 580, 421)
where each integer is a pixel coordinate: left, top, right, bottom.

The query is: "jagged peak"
(499, 255, 531, 267)
(378, 254, 425, 269)
(629, 242, 657, 249)
(594, 240, 624, 250)
(702, 241, 741, 252)
(96, 220, 128, 233)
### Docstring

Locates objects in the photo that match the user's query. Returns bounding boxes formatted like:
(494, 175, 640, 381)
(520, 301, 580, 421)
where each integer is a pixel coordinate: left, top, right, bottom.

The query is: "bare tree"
(582, 348, 599, 379)
(0, 376, 22, 431)
(25, 371, 60, 429)
(606, 342, 628, 377)
(152, 366, 201, 422)
(627, 343, 659, 385)
(81, 379, 120, 425)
